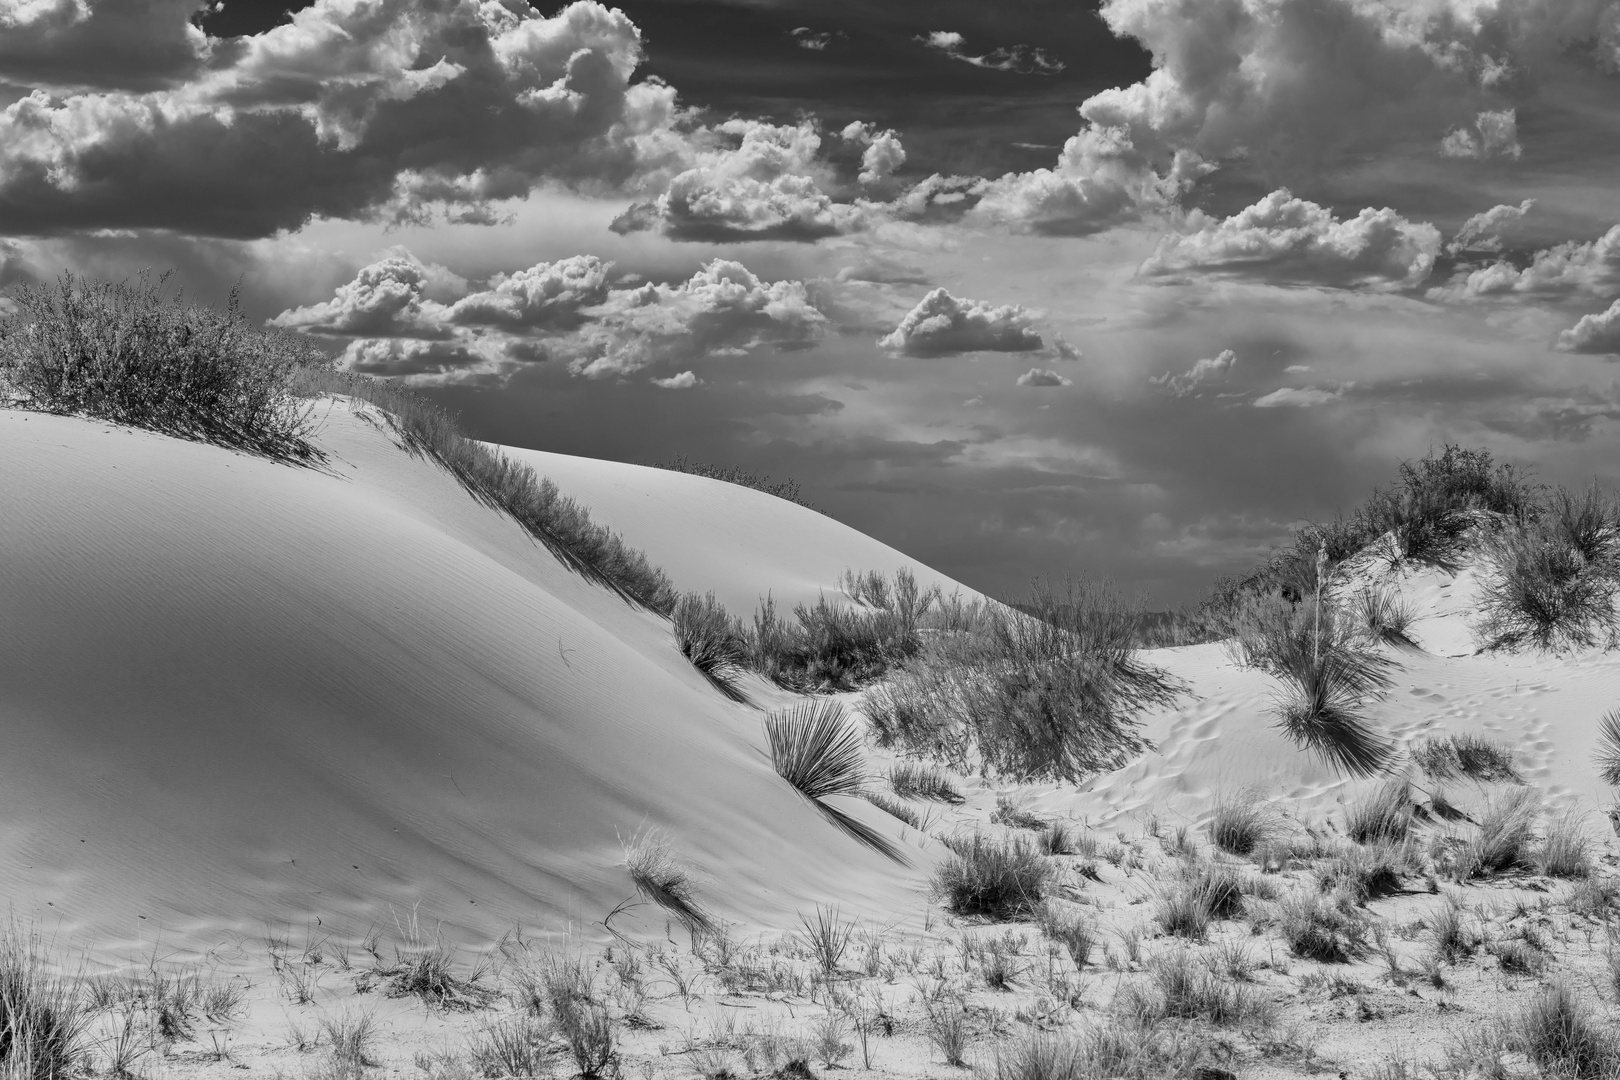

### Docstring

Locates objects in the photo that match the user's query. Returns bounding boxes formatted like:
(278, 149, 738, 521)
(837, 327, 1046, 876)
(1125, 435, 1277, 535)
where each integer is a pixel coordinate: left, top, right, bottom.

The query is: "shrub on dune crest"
(1477, 510, 1620, 653)
(0, 272, 323, 459)
(298, 368, 678, 614)
(655, 454, 821, 513)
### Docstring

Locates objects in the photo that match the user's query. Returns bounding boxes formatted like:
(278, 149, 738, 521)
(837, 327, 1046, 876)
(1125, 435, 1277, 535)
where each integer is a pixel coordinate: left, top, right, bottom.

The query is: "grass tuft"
(885, 761, 964, 804)
(622, 828, 714, 936)
(1345, 778, 1414, 845)
(1457, 787, 1540, 879)
(1410, 732, 1521, 783)
(0, 928, 92, 1080)
(1207, 797, 1270, 856)
(932, 832, 1053, 921)
(1511, 981, 1619, 1080)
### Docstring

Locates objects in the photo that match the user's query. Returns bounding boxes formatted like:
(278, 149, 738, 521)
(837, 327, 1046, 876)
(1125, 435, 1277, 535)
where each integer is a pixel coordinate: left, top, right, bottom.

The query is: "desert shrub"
(0, 272, 323, 460)
(467, 1013, 549, 1078)
(1493, 937, 1549, 976)
(1477, 500, 1620, 652)
(321, 1010, 378, 1070)
(1410, 732, 1521, 783)
(1240, 598, 1396, 777)
(654, 455, 820, 512)
(1365, 444, 1540, 568)
(932, 832, 1053, 920)
(1457, 787, 1540, 878)
(863, 668, 969, 762)
(301, 368, 678, 614)
(622, 829, 714, 935)
(924, 999, 969, 1066)
(0, 929, 91, 1080)
(555, 999, 616, 1077)
(1595, 709, 1620, 786)
(1510, 982, 1619, 1080)
(886, 761, 965, 804)
(1274, 891, 1367, 962)
(750, 592, 920, 692)
(1537, 811, 1592, 879)
(673, 592, 750, 701)
(1154, 861, 1248, 940)
(1207, 797, 1270, 856)
(1351, 585, 1418, 648)
(1345, 779, 1414, 845)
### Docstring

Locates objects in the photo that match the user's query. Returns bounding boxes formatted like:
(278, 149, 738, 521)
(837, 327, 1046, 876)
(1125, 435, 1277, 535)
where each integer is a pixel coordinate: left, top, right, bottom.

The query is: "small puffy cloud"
(571, 258, 828, 378)
(1453, 224, 1620, 298)
(1139, 189, 1441, 290)
(1253, 385, 1344, 407)
(1440, 109, 1522, 160)
(652, 370, 700, 388)
(1556, 300, 1620, 356)
(1016, 368, 1071, 387)
(1151, 348, 1235, 396)
(879, 288, 1045, 357)
(1052, 335, 1082, 361)
(1448, 198, 1535, 255)
(840, 121, 906, 186)
(443, 256, 610, 330)
(917, 31, 1064, 74)
(789, 27, 839, 50)
(270, 253, 463, 338)
(968, 127, 1207, 237)
(610, 119, 861, 242)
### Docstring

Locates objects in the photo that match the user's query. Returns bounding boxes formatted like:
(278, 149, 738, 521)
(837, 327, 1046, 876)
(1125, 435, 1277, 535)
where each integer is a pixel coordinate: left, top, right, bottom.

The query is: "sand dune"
(0, 401, 939, 957)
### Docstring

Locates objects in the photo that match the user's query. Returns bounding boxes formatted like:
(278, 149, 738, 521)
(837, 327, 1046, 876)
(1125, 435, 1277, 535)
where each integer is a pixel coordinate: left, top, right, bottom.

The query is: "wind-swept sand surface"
(0, 401, 943, 956)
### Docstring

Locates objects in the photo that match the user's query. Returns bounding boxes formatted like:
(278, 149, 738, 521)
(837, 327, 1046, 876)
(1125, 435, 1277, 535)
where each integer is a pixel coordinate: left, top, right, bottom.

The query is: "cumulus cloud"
(879, 288, 1044, 357)
(0, 0, 687, 237)
(916, 31, 1064, 74)
(1151, 349, 1235, 396)
(279, 251, 824, 383)
(1139, 189, 1441, 290)
(1253, 385, 1345, 407)
(1448, 198, 1535, 255)
(789, 27, 840, 51)
(1451, 224, 1620, 297)
(1439, 109, 1522, 159)
(610, 119, 863, 242)
(840, 121, 906, 186)
(652, 370, 700, 388)
(1016, 368, 1071, 387)
(967, 127, 1207, 237)
(570, 259, 827, 378)
(1556, 300, 1620, 355)
(1052, 335, 1082, 361)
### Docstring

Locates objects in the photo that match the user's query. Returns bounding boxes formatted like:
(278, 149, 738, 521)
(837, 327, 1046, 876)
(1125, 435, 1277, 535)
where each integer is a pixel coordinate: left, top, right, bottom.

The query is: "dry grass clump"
(751, 571, 932, 691)
(672, 591, 751, 702)
(862, 791, 928, 830)
(1351, 585, 1419, 648)
(1455, 787, 1540, 879)
(932, 833, 1053, 921)
(0, 928, 92, 1080)
(467, 1013, 549, 1079)
(1236, 597, 1396, 778)
(1207, 797, 1271, 856)
(655, 455, 821, 513)
(1154, 862, 1247, 941)
(1272, 890, 1368, 963)
(1428, 895, 1479, 965)
(1316, 841, 1413, 903)
(886, 761, 964, 804)
(1037, 903, 1098, 970)
(622, 829, 714, 935)
(1345, 779, 1415, 845)
(0, 272, 324, 460)
(1410, 732, 1522, 784)
(988, 1023, 1205, 1080)
(1510, 981, 1620, 1080)
(378, 917, 496, 1011)
(1128, 947, 1276, 1028)
(302, 368, 678, 614)
(1567, 876, 1618, 919)
(1536, 811, 1593, 879)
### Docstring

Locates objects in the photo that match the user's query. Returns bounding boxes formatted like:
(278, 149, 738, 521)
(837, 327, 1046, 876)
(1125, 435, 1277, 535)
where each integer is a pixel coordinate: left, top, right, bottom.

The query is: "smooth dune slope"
(0, 401, 940, 957)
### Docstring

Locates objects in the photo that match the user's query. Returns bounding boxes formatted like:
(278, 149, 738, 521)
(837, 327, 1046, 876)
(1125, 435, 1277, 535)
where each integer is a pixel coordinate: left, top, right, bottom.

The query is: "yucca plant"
(764, 702, 903, 862)
(1595, 708, 1620, 787)
(1252, 601, 1396, 778)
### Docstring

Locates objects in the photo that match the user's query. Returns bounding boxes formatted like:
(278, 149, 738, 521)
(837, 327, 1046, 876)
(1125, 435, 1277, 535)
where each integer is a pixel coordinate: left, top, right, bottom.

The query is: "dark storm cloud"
(0, 0, 208, 91)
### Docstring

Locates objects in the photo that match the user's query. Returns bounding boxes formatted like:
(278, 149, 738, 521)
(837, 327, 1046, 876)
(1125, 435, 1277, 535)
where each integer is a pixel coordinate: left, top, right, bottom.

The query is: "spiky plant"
(1596, 709, 1620, 787)
(764, 702, 903, 862)
(1255, 602, 1396, 778)
(1351, 585, 1419, 649)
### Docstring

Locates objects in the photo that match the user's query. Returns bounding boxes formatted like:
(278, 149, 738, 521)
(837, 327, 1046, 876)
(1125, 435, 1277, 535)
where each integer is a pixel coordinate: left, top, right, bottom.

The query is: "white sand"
(0, 402, 940, 957)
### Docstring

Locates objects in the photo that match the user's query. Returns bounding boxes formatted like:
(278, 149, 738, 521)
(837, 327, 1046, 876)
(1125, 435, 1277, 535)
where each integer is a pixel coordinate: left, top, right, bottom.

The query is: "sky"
(4, 0, 1620, 606)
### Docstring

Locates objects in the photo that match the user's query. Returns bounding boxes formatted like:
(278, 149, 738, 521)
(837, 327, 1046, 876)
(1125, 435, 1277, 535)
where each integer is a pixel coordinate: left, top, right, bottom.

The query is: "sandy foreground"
(4, 398, 1620, 1080)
